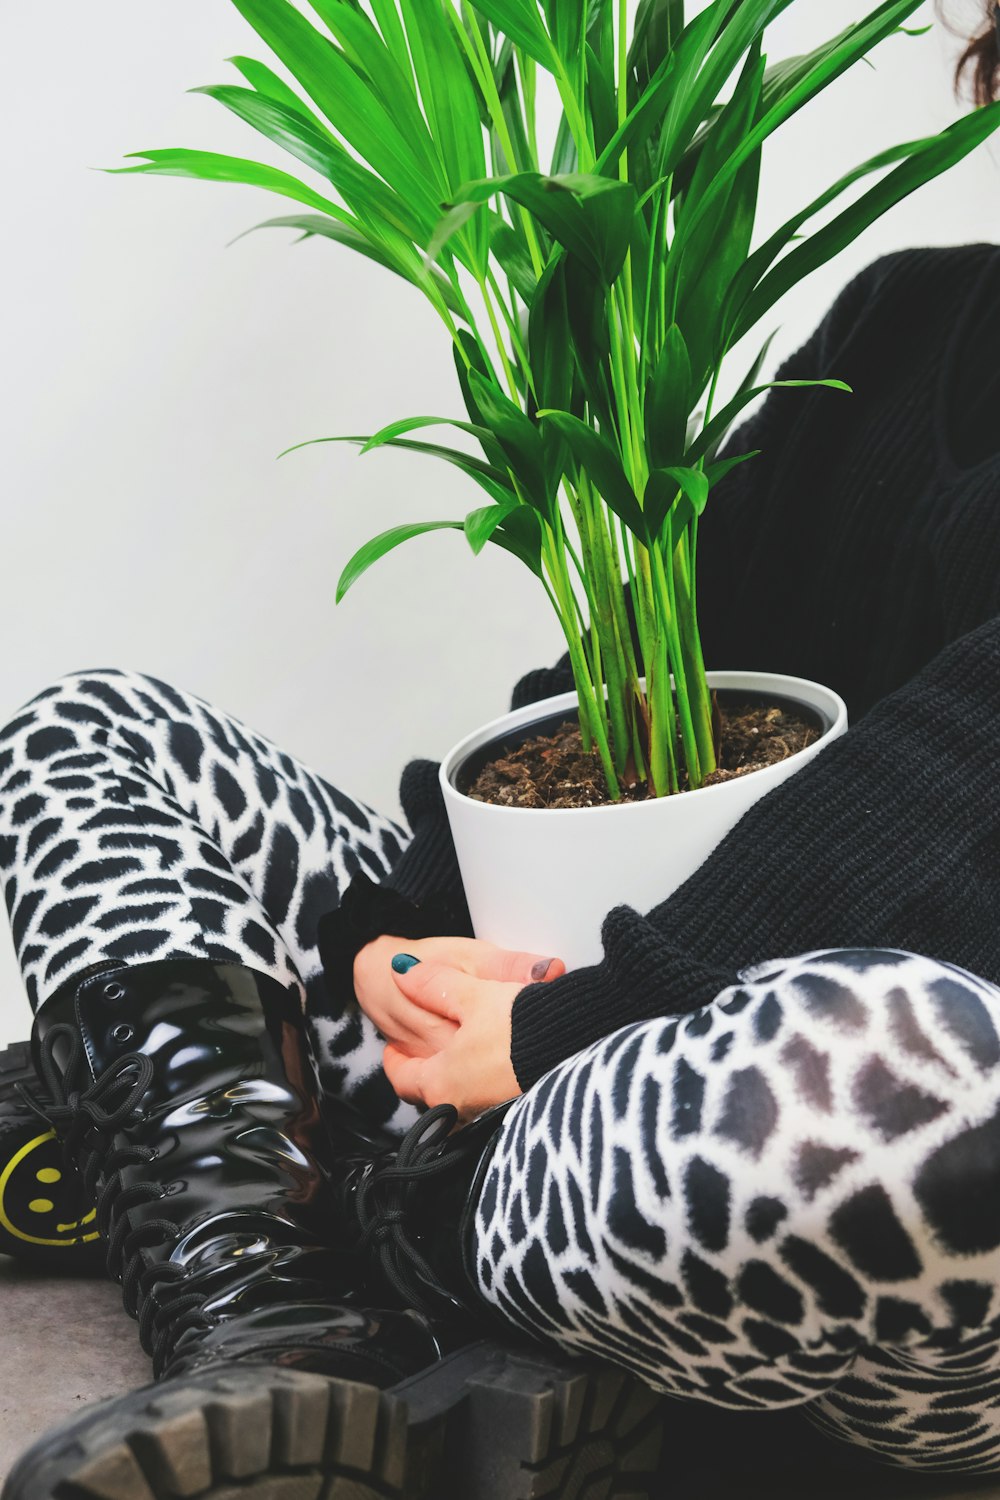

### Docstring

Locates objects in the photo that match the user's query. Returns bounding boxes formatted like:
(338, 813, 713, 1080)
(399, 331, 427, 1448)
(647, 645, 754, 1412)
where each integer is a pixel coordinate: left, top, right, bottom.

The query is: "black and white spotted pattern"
(474, 949, 1000, 1475)
(6, 676, 1000, 1476)
(0, 668, 417, 1130)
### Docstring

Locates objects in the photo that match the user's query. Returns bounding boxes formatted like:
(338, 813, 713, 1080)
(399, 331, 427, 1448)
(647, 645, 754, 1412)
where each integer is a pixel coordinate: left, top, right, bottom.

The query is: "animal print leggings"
(3, 670, 1000, 1477)
(0, 667, 416, 1131)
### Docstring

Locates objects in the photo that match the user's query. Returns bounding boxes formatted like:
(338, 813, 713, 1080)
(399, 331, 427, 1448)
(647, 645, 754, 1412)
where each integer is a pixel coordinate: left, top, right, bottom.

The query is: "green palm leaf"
(229, 0, 445, 218)
(688, 379, 852, 464)
(125, 0, 1000, 803)
(304, 2, 444, 176)
(193, 84, 431, 243)
(464, 496, 521, 553)
(114, 149, 353, 222)
(734, 103, 1000, 338)
(281, 433, 517, 508)
(337, 521, 464, 601)
(537, 411, 645, 534)
(234, 212, 468, 315)
(228, 54, 323, 122)
(432, 171, 637, 284)
(674, 0, 925, 250)
(466, 0, 556, 68)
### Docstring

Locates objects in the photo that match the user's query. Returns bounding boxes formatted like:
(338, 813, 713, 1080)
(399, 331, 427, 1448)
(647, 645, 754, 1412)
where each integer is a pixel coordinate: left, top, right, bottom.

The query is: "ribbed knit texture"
(320, 245, 1000, 1090)
(315, 759, 472, 1006)
(509, 663, 575, 709)
(382, 760, 472, 923)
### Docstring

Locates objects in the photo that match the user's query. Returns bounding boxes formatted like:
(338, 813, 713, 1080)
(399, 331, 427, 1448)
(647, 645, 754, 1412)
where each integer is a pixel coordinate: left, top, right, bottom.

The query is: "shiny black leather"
(30, 960, 443, 1383)
(332, 1101, 514, 1324)
(166, 1300, 445, 1383)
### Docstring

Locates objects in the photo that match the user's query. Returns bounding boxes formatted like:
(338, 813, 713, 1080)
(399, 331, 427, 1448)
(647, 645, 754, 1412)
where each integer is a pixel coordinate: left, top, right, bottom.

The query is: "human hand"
(354, 934, 563, 1062)
(379, 957, 553, 1123)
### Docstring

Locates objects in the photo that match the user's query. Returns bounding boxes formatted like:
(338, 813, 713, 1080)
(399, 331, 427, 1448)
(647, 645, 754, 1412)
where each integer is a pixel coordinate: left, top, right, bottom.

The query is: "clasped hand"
(353, 935, 565, 1123)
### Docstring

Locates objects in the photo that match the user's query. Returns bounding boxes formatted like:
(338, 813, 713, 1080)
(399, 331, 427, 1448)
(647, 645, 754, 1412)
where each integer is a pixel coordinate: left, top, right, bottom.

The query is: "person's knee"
(0, 668, 157, 762)
(50, 666, 141, 699)
(785, 948, 1000, 1064)
(776, 949, 1000, 1284)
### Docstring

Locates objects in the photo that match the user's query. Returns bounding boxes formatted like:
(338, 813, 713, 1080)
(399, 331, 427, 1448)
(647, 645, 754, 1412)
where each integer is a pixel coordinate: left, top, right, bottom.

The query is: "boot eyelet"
(110, 1024, 135, 1046)
(103, 981, 126, 1002)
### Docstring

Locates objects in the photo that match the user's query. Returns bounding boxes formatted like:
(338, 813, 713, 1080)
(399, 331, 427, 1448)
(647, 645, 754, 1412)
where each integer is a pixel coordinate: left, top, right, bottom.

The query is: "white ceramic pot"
(440, 671, 848, 971)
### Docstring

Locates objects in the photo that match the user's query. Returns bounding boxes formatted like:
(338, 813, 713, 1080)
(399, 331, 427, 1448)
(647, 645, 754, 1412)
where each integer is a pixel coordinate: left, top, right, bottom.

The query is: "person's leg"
(0, 672, 667, 1500)
(0, 666, 413, 1128)
(469, 948, 1000, 1473)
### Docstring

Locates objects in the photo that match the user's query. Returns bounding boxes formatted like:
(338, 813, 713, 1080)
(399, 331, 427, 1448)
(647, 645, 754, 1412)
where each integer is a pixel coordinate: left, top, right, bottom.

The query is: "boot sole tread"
(3, 1349, 664, 1500)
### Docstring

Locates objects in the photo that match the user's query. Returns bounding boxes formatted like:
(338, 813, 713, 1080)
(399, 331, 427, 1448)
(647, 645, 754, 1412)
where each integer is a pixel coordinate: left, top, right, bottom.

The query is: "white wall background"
(0, 1, 997, 1043)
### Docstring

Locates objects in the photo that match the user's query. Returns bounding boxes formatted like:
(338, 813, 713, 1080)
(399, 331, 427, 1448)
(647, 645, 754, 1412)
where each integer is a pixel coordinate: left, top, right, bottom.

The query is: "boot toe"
(2, 1346, 666, 1500)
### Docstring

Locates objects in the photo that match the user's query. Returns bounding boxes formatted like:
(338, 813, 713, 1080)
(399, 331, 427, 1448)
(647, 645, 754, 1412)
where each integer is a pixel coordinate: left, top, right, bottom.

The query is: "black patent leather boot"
(345, 1102, 516, 1321)
(3, 961, 665, 1500)
(0, 1039, 103, 1273)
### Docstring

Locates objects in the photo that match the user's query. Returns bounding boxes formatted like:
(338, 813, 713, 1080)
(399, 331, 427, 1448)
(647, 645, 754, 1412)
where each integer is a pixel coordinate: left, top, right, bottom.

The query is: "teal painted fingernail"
(391, 953, 420, 973)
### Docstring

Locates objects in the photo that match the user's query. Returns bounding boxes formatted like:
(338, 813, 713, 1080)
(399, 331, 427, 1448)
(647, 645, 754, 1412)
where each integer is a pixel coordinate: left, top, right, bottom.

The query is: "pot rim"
(439, 669, 848, 819)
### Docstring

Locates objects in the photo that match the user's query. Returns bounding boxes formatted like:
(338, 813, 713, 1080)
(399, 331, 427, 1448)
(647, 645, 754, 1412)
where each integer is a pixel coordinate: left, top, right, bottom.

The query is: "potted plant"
(122, 0, 1000, 966)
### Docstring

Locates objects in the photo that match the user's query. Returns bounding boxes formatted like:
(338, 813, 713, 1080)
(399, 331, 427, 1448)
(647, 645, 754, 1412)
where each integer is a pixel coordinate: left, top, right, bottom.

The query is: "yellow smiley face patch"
(0, 1127, 98, 1250)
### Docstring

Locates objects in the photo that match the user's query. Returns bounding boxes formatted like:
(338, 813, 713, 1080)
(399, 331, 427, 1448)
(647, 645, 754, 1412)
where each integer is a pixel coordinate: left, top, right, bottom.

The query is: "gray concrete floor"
(2, 1257, 1000, 1497)
(0, 1261, 148, 1480)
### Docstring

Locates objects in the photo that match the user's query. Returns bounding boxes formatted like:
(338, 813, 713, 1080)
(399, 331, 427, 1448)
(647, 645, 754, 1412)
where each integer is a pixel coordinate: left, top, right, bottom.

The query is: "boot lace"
(19, 1025, 213, 1373)
(355, 1103, 469, 1317)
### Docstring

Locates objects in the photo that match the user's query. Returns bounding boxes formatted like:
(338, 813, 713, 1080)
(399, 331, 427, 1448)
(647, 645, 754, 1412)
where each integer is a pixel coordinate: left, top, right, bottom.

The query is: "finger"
(383, 1043, 430, 1106)
(362, 935, 565, 988)
(388, 957, 471, 1022)
(379, 1001, 459, 1057)
(468, 947, 567, 985)
(384, 1043, 461, 1113)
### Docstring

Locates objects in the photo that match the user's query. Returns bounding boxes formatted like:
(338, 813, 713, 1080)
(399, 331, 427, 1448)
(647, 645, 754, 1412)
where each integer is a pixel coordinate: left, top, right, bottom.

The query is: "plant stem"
(640, 186, 669, 377)
(553, 68, 594, 171)
(452, 5, 546, 279)
(479, 276, 520, 401)
(606, 302, 635, 469)
(577, 474, 629, 781)
(485, 267, 534, 395)
(435, 297, 473, 367)
(651, 537, 702, 789)
(648, 635, 675, 796)
(613, 0, 644, 462)
(557, 499, 615, 777)
(517, 51, 539, 168)
(639, 541, 676, 796)
(543, 528, 618, 795)
(672, 531, 717, 775)
(614, 283, 645, 483)
(448, 275, 509, 382)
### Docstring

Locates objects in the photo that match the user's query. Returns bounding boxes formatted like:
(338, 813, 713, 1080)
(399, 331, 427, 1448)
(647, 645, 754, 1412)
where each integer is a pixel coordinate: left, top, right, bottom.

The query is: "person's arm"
(378, 611, 1000, 1114)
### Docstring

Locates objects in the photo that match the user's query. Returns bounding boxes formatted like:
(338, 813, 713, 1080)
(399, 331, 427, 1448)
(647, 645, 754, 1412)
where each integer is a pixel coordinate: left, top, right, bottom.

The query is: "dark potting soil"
(467, 700, 820, 809)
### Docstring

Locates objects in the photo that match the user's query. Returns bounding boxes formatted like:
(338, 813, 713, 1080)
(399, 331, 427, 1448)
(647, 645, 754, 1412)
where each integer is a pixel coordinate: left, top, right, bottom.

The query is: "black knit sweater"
(317, 244, 1000, 1091)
